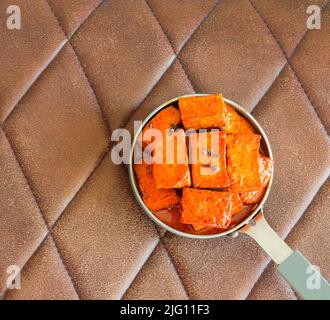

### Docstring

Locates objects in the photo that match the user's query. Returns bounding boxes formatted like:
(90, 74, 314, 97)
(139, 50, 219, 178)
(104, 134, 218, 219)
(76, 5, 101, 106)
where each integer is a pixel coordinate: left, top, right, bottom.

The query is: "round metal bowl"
(128, 94, 273, 239)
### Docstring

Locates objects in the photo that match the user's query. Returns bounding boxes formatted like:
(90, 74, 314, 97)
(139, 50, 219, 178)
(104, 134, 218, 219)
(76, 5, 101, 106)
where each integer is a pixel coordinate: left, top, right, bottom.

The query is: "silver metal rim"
(128, 93, 274, 239)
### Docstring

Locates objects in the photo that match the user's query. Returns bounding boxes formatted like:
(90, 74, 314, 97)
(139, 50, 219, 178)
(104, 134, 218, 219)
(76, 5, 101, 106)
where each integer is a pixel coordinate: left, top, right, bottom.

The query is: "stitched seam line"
(1, 0, 109, 300)
(132, 0, 224, 299)
(45, 0, 115, 229)
(1, 120, 110, 300)
(144, 0, 197, 93)
(248, 3, 325, 114)
(46, 0, 113, 136)
(248, 0, 328, 129)
(245, 0, 329, 299)
(2, 0, 108, 126)
(1, 130, 81, 299)
(159, 237, 191, 300)
(120, 231, 190, 300)
(144, 0, 192, 298)
(0, 213, 47, 300)
(120, 238, 161, 300)
(287, 63, 329, 134)
(2, 42, 67, 123)
(154, 226, 190, 299)
(120, 0, 221, 299)
(245, 175, 329, 300)
(125, 0, 221, 124)
(1, 146, 109, 299)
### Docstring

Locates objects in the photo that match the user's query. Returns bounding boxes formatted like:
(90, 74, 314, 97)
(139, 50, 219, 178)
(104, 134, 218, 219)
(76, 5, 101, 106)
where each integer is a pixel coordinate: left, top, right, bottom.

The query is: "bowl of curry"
(129, 94, 273, 238)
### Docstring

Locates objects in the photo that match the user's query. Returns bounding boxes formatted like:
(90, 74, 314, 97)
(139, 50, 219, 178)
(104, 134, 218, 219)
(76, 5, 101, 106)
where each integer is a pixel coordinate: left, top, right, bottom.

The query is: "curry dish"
(134, 94, 273, 235)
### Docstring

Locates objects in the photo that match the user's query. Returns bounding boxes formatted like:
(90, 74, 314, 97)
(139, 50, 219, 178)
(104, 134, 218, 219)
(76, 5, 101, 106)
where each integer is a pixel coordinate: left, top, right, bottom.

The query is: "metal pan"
(128, 94, 330, 300)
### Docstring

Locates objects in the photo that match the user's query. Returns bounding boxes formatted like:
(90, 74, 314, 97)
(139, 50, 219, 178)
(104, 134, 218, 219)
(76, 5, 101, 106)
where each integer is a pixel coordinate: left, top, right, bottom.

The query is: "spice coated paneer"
(224, 105, 255, 134)
(181, 188, 242, 229)
(227, 133, 262, 193)
(240, 155, 273, 204)
(192, 192, 243, 231)
(228, 192, 244, 215)
(142, 106, 181, 147)
(153, 129, 191, 188)
(189, 130, 229, 188)
(134, 162, 180, 212)
(192, 224, 209, 232)
(134, 94, 273, 235)
(179, 94, 227, 130)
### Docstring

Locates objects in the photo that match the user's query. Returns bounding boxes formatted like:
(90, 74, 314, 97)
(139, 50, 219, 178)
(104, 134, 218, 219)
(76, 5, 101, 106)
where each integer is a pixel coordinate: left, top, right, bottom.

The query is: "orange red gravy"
(134, 95, 273, 235)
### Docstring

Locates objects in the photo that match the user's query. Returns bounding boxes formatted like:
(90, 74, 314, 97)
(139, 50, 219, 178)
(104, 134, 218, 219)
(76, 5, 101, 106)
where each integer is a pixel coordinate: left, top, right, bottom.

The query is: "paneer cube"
(189, 130, 229, 188)
(179, 94, 227, 129)
(142, 106, 181, 147)
(240, 155, 273, 204)
(227, 133, 262, 192)
(228, 192, 244, 215)
(181, 188, 242, 229)
(224, 105, 255, 134)
(153, 129, 191, 188)
(192, 224, 208, 232)
(134, 162, 180, 212)
(191, 192, 243, 231)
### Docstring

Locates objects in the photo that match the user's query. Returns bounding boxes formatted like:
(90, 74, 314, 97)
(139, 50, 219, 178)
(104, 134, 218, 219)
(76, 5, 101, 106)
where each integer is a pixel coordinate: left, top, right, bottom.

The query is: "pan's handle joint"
(240, 211, 293, 265)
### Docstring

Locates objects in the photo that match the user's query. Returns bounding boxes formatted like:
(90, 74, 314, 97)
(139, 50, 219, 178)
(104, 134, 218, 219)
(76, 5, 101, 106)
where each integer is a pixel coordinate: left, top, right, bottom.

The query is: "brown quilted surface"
(0, 0, 329, 300)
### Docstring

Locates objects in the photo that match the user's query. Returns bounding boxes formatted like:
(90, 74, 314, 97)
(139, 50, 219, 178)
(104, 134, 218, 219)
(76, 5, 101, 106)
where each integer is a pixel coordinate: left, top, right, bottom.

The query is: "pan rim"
(128, 93, 273, 239)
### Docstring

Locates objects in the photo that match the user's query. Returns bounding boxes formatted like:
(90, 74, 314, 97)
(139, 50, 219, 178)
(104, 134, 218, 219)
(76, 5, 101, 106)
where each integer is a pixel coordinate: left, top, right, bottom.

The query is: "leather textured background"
(0, 0, 329, 300)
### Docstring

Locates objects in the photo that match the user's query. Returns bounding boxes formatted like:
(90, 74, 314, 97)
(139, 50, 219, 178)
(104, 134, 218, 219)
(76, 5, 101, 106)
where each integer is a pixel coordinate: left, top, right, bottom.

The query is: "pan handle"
(240, 211, 330, 300)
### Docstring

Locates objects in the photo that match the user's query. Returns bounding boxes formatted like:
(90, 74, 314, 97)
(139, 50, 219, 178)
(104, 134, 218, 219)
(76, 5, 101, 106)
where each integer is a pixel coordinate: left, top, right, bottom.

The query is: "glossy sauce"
(153, 204, 257, 235)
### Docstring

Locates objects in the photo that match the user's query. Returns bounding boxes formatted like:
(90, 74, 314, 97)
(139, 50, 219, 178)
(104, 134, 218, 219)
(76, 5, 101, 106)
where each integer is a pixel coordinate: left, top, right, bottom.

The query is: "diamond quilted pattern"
(123, 243, 189, 300)
(4, 45, 109, 226)
(127, 60, 194, 134)
(52, 154, 159, 299)
(146, 0, 218, 53)
(249, 179, 330, 300)
(0, 0, 66, 122)
(4, 236, 78, 300)
(252, 66, 330, 235)
(250, 0, 326, 56)
(47, 0, 103, 36)
(0, 130, 47, 294)
(0, 1, 329, 300)
(71, 0, 175, 129)
(290, 5, 330, 131)
(178, 0, 286, 111)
